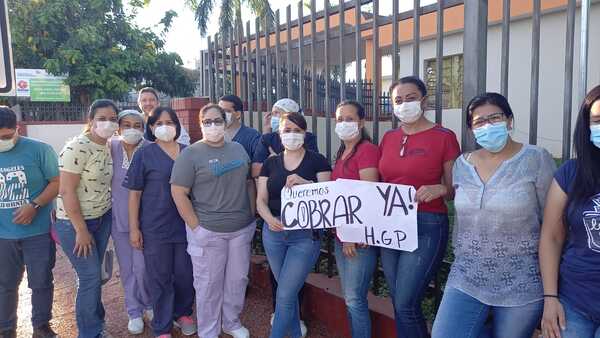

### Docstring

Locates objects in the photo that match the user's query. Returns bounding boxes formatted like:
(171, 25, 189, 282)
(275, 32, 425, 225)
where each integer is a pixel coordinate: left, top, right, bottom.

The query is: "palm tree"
(186, 0, 274, 39)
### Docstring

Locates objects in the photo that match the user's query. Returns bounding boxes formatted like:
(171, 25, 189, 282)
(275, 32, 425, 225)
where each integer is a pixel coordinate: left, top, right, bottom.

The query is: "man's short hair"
(138, 87, 159, 101)
(219, 95, 243, 112)
(0, 106, 17, 129)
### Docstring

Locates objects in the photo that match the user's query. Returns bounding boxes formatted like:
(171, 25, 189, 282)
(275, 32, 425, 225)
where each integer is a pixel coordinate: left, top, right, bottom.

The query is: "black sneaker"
(32, 324, 58, 338)
(0, 329, 15, 338)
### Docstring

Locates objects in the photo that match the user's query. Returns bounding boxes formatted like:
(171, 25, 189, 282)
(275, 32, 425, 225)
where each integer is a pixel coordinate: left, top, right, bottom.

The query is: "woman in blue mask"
(431, 92, 556, 338)
(539, 85, 600, 338)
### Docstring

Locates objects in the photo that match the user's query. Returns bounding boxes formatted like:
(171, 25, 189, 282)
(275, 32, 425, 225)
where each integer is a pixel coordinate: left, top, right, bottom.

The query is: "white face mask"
(154, 125, 176, 142)
(335, 122, 360, 141)
(0, 138, 16, 152)
(281, 132, 305, 151)
(393, 101, 423, 123)
(121, 128, 143, 145)
(203, 124, 225, 143)
(225, 112, 233, 126)
(94, 121, 118, 139)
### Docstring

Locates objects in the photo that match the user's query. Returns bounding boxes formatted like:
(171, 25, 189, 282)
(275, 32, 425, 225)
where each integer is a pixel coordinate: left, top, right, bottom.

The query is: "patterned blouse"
(446, 144, 555, 306)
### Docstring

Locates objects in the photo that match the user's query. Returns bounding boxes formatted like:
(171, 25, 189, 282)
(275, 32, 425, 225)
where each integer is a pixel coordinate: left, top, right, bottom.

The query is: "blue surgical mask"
(271, 117, 280, 132)
(473, 121, 509, 153)
(590, 124, 600, 148)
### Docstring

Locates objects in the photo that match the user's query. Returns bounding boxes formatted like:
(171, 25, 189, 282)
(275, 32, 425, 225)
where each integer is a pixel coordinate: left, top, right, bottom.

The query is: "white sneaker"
(223, 326, 250, 338)
(128, 317, 144, 335)
(145, 309, 154, 322)
(300, 320, 307, 338)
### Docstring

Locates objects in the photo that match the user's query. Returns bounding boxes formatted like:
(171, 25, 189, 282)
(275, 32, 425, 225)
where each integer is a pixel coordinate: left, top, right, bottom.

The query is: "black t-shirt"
(260, 150, 331, 216)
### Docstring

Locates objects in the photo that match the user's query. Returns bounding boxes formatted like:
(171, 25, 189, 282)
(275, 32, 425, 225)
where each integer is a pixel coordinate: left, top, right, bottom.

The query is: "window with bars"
(424, 54, 464, 110)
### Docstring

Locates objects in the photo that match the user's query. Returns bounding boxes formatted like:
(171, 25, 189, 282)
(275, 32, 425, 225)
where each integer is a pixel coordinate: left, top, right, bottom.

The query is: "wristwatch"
(30, 201, 41, 209)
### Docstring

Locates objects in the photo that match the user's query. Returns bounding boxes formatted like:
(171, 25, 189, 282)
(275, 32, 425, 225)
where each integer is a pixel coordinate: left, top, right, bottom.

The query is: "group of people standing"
(0, 77, 599, 338)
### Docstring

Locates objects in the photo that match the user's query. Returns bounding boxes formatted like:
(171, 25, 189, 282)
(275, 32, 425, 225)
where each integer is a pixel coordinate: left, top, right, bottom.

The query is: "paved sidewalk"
(14, 248, 342, 338)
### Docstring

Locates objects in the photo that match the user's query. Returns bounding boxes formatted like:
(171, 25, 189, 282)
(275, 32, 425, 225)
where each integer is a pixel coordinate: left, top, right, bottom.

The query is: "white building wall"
(26, 123, 86, 154)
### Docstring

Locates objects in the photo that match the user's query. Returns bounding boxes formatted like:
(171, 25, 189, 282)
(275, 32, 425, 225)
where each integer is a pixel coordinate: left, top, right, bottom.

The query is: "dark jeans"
(55, 211, 112, 338)
(143, 240, 194, 336)
(0, 233, 56, 332)
(380, 212, 449, 338)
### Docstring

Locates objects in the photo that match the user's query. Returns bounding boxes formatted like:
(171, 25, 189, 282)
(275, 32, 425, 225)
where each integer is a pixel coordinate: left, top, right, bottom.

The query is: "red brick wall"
(171, 97, 211, 143)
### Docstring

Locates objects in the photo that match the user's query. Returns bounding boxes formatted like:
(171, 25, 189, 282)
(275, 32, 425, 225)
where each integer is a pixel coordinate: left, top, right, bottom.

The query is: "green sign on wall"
(30, 78, 70, 102)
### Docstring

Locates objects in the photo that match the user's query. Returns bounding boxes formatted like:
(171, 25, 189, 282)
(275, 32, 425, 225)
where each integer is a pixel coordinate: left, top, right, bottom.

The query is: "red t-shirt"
(378, 125, 460, 213)
(332, 141, 380, 181)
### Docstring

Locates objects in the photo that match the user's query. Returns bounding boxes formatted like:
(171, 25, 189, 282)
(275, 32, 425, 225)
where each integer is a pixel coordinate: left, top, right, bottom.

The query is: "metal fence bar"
(355, 0, 362, 102)
(391, 0, 399, 129)
(265, 15, 273, 112)
(237, 25, 244, 100)
(435, 0, 444, 124)
(256, 18, 263, 133)
(207, 37, 215, 102)
(247, 21, 254, 128)
(562, 0, 576, 162)
(199, 51, 204, 96)
(275, 9, 282, 100)
(241, 47, 247, 123)
(579, 0, 590, 102)
(339, 0, 346, 100)
(221, 33, 226, 98)
(529, 0, 540, 145)
(413, 0, 420, 77)
(229, 27, 236, 95)
(500, 0, 510, 98)
(462, 0, 487, 151)
(311, 0, 318, 135)
(286, 5, 293, 99)
(372, 0, 379, 142)
(324, 0, 332, 163)
(298, 2, 305, 109)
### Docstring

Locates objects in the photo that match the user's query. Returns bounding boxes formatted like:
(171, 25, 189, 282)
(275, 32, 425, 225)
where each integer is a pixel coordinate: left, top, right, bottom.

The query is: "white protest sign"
(280, 179, 418, 251)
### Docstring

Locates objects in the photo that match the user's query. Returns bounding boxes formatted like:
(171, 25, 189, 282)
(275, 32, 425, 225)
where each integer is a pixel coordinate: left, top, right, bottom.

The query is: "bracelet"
(543, 294, 559, 298)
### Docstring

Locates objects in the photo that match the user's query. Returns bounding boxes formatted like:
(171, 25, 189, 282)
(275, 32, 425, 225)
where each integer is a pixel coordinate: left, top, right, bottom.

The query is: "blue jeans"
(380, 212, 449, 338)
(334, 240, 377, 338)
(262, 223, 320, 338)
(55, 211, 112, 338)
(0, 233, 56, 331)
(431, 287, 543, 338)
(561, 299, 600, 338)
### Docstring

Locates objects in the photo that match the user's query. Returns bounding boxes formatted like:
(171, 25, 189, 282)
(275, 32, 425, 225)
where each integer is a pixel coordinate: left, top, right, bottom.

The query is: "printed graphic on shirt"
(0, 165, 30, 209)
(208, 158, 244, 177)
(583, 195, 600, 253)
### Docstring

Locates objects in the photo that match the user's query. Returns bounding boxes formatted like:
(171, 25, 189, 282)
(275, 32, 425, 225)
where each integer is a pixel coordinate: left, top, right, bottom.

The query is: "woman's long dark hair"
(335, 100, 371, 169)
(567, 85, 600, 211)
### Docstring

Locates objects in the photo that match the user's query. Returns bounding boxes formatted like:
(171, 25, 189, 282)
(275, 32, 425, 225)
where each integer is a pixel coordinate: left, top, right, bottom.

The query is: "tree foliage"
(8, 0, 195, 104)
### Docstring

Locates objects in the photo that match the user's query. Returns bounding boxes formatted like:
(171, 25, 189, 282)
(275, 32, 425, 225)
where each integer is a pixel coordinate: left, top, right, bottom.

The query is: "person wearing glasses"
(171, 104, 256, 338)
(431, 93, 555, 338)
(124, 107, 196, 338)
(378, 76, 460, 338)
(540, 85, 600, 338)
(55, 99, 119, 338)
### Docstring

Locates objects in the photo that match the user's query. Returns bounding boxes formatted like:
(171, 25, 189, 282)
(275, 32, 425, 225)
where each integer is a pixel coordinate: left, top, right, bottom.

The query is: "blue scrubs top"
(232, 124, 261, 158)
(123, 142, 186, 243)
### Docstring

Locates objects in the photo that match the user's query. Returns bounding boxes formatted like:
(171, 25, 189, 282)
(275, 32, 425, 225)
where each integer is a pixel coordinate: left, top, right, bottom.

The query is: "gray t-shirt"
(170, 141, 254, 233)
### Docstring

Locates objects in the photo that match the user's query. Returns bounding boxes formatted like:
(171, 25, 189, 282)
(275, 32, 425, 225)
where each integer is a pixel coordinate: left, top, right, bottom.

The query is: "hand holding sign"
(280, 179, 418, 251)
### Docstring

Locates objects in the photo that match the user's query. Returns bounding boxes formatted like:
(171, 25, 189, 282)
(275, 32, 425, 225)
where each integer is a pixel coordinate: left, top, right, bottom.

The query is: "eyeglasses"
(201, 119, 225, 127)
(399, 135, 408, 157)
(471, 113, 506, 129)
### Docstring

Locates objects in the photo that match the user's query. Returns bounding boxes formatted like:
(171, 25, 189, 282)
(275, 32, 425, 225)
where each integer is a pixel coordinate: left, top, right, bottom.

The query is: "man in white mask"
(0, 107, 60, 338)
(218, 95, 261, 159)
(137, 87, 190, 145)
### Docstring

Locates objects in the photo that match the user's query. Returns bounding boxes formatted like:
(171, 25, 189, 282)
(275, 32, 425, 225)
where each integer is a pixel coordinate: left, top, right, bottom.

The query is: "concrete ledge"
(249, 255, 397, 338)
